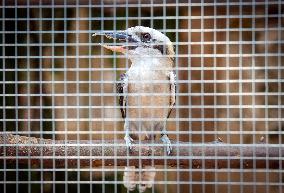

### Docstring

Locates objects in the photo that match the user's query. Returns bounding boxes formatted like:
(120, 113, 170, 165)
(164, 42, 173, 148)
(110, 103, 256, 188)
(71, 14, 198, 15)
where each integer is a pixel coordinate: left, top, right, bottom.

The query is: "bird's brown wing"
(117, 73, 128, 118)
(167, 71, 176, 118)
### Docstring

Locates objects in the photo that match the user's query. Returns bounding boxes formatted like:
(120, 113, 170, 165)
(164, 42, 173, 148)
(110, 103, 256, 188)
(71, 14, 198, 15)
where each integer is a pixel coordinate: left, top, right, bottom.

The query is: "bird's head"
(93, 26, 175, 62)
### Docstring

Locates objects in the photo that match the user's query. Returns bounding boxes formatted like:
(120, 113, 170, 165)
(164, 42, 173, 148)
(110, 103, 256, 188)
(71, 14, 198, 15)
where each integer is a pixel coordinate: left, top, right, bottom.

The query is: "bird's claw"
(160, 134, 172, 155)
(124, 135, 134, 152)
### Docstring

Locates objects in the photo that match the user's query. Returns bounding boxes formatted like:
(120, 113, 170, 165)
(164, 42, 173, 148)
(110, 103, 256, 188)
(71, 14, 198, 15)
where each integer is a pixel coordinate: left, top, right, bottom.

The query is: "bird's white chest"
(126, 60, 170, 117)
(123, 53, 174, 138)
(127, 60, 168, 84)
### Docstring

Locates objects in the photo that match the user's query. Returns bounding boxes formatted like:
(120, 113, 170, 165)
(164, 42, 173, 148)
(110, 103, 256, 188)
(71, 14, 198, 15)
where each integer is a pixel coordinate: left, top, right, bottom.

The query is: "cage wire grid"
(0, 1, 283, 193)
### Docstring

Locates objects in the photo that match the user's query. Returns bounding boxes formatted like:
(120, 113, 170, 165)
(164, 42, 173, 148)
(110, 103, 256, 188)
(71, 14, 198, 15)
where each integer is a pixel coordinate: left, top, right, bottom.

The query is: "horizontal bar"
(1, 1, 281, 6)
(2, 53, 283, 58)
(2, 28, 283, 33)
(2, 14, 283, 20)
(2, 93, 283, 97)
(2, 40, 284, 47)
(1, 180, 281, 185)
(3, 79, 284, 84)
(2, 105, 283, 109)
(2, 66, 284, 71)
(3, 131, 284, 135)
(0, 133, 283, 169)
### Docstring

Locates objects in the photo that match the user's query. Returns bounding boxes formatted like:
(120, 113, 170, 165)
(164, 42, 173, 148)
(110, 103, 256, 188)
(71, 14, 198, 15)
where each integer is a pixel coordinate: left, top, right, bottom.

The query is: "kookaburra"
(93, 26, 176, 192)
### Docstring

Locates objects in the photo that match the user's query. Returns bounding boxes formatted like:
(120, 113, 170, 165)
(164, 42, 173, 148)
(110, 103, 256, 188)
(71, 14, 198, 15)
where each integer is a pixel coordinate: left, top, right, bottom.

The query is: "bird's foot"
(124, 134, 134, 153)
(138, 166, 156, 192)
(160, 134, 172, 155)
(123, 166, 137, 191)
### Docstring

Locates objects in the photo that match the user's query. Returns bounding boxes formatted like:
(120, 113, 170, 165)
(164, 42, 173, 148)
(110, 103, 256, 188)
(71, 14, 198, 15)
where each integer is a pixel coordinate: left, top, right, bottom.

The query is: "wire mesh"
(0, 1, 283, 193)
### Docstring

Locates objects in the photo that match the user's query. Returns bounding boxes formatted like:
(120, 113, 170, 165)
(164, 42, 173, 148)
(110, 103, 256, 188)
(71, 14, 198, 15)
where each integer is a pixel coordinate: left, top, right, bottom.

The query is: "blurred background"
(0, 0, 283, 193)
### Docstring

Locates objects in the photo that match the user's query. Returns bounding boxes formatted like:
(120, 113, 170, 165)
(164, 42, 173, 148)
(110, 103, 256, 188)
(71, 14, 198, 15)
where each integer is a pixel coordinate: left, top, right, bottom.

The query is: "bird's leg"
(124, 121, 134, 152)
(123, 166, 137, 191)
(160, 123, 172, 155)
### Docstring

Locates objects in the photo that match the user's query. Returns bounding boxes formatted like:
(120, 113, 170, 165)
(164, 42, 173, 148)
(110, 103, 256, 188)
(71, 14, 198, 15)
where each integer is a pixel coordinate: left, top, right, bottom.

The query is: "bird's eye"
(142, 33, 151, 42)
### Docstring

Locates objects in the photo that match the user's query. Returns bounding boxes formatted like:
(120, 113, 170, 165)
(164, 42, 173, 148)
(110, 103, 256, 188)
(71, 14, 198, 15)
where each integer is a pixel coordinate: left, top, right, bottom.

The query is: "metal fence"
(0, 1, 283, 193)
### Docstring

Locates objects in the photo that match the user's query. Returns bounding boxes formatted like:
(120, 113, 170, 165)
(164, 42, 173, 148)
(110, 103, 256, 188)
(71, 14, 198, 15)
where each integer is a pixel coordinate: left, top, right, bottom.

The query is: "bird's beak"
(92, 31, 136, 53)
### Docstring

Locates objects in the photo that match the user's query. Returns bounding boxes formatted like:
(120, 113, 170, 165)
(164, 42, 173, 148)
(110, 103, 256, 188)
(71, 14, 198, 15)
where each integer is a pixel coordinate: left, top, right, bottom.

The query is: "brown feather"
(117, 73, 127, 118)
(167, 71, 176, 118)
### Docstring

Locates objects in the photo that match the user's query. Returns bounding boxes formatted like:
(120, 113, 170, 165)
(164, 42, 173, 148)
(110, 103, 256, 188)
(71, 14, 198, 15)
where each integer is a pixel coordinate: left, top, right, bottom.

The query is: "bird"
(93, 26, 176, 192)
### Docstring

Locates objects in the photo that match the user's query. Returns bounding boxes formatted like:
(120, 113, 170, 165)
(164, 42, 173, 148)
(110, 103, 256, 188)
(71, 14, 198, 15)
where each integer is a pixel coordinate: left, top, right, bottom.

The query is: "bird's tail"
(123, 166, 156, 192)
